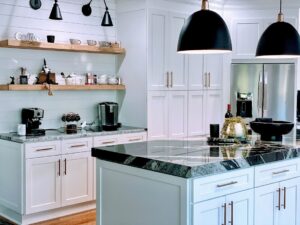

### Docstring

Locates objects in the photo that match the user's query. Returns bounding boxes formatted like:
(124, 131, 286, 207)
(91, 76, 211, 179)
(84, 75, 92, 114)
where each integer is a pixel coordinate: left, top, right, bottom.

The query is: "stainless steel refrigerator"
(230, 63, 295, 123)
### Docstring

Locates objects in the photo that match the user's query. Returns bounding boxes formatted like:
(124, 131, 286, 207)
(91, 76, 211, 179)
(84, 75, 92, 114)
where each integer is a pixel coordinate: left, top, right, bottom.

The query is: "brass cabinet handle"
(229, 201, 234, 225)
(36, 147, 53, 152)
(272, 169, 290, 175)
(129, 138, 142, 142)
(222, 203, 227, 225)
(282, 187, 287, 209)
(204, 73, 207, 87)
(102, 141, 116, 145)
(70, 144, 86, 148)
(276, 188, 281, 210)
(170, 71, 173, 88)
(58, 159, 61, 176)
(217, 181, 238, 188)
(64, 158, 67, 175)
(166, 72, 169, 88)
(208, 72, 211, 87)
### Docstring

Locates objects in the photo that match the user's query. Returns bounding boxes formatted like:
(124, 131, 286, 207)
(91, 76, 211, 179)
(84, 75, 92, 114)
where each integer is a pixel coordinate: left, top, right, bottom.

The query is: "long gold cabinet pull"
(229, 201, 234, 225)
(64, 158, 67, 175)
(166, 72, 169, 88)
(276, 188, 281, 210)
(170, 71, 173, 88)
(58, 159, 61, 176)
(208, 72, 211, 87)
(282, 187, 287, 209)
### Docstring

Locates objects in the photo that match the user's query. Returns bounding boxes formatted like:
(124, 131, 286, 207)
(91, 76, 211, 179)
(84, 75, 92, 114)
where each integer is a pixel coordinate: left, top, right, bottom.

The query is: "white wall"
(0, 0, 123, 133)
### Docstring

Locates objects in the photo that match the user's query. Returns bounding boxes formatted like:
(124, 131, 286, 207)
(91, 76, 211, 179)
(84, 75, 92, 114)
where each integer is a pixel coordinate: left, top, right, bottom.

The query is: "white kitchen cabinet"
(148, 91, 187, 140)
(26, 156, 61, 214)
(193, 189, 253, 225)
(255, 177, 300, 225)
(148, 9, 188, 91)
(188, 90, 223, 136)
(61, 152, 93, 207)
(188, 55, 223, 90)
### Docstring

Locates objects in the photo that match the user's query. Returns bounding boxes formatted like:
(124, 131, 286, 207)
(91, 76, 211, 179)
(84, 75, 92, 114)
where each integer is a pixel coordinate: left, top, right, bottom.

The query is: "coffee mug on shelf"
(69, 39, 81, 45)
(47, 35, 55, 43)
(87, 40, 97, 46)
(17, 124, 26, 136)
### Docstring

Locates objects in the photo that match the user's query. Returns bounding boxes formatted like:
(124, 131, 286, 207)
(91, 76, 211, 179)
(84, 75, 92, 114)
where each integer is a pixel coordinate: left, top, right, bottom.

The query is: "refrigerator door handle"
(257, 72, 262, 114)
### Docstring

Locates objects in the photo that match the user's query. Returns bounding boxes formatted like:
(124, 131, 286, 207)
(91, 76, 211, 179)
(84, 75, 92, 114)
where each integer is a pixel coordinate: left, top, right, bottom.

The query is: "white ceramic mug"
(17, 124, 26, 136)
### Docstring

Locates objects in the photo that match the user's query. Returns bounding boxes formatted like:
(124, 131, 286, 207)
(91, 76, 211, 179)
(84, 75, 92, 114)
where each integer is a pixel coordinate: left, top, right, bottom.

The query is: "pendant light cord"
(279, 0, 282, 14)
(103, 0, 108, 10)
(278, 0, 284, 22)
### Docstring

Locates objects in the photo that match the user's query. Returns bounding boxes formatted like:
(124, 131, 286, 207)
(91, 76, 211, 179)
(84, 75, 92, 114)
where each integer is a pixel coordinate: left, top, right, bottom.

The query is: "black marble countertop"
(92, 139, 300, 179)
(0, 126, 146, 143)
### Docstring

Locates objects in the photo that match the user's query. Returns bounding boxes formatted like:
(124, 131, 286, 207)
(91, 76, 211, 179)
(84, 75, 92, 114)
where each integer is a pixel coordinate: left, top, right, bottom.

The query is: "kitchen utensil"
(70, 39, 81, 45)
(108, 76, 118, 84)
(29, 0, 42, 10)
(98, 102, 120, 131)
(87, 40, 97, 46)
(250, 119, 294, 141)
(17, 124, 26, 136)
(47, 35, 55, 43)
(21, 108, 45, 136)
(82, 0, 93, 16)
(221, 117, 248, 139)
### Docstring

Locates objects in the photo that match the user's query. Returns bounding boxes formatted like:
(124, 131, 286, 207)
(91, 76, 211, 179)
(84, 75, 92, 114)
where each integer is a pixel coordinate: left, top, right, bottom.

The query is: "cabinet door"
(255, 183, 280, 225)
(188, 91, 205, 136)
(168, 91, 188, 139)
(168, 12, 188, 90)
(193, 196, 226, 225)
(148, 9, 168, 90)
(278, 177, 300, 225)
(61, 152, 93, 206)
(204, 90, 223, 134)
(26, 156, 61, 214)
(231, 18, 263, 59)
(226, 189, 254, 225)
(188, 55, 204, 90)
(147, 91, 169, 140)
(204, 55, 223, 89)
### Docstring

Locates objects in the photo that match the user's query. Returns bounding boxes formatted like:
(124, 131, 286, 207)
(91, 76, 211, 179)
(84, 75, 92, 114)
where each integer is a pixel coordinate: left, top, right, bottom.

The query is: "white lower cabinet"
(255, 177, 300, 225)
(148, 91, 187, 140)
(193, 189, 254, 225)
(26, 156, 61, 214)
(188, 89, 223, 136)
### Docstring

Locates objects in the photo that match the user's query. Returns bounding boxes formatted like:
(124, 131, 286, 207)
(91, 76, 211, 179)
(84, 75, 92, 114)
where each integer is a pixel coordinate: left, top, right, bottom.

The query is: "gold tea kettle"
(221, 117, 248, 139)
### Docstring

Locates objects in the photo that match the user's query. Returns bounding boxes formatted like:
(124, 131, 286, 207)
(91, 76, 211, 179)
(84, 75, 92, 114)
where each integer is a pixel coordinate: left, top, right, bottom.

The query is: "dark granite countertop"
(92, 139, 300, 179)
(0, 126, 146, 143)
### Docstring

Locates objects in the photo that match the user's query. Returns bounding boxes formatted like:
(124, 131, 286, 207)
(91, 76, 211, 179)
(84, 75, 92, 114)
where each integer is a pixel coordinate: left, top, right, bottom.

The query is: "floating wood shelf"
(0, 84, 126, 91)
(0, 40, 126, 54)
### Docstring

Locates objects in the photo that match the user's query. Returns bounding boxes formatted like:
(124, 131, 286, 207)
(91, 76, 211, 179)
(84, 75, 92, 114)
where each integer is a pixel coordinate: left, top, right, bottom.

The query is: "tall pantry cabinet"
(116, 0, 224, 140)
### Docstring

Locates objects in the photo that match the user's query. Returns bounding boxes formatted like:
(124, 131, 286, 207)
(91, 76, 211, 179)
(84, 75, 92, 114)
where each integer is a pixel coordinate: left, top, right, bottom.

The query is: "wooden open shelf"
(0, 40, 126, 54)
(0, 84, 126, 91)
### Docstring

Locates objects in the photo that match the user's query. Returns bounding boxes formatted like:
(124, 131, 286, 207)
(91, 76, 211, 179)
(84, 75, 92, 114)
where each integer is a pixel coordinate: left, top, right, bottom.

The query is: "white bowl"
(70, 39, 81, 45)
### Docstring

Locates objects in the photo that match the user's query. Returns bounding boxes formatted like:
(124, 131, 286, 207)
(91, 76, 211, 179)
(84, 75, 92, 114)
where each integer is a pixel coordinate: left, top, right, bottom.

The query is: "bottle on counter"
(225, 104, 233, 118)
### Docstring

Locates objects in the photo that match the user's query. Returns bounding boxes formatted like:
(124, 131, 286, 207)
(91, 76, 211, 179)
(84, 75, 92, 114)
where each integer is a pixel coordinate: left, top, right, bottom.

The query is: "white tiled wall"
(0, 0, 121, 133)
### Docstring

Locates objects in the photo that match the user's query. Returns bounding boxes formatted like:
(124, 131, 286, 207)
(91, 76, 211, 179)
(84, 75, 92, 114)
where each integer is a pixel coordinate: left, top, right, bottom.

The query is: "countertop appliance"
(230, 63, 295, 122)
(21, 108, 45, 136)
(98, 102, 120, 131)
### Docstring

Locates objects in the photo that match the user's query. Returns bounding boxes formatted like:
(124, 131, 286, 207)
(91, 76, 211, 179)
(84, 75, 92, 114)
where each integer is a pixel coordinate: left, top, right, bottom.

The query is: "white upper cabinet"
(148, 10, 188, 91)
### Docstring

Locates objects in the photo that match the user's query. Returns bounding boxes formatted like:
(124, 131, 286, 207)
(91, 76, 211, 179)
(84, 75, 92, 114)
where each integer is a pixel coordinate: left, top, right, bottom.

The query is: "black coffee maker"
(21, 108, 46, 136)
(98, 102, 120, 131)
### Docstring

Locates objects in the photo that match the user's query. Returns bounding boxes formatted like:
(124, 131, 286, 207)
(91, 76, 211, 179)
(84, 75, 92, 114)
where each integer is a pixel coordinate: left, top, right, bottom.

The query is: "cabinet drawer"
(61, 137, 93, 154)
(119, 132, 147, 144)
(25, 141, 61, 159)
(254, 159, 300, 187)
(192, 168, 254, 202)
(93, 135, 119, 147)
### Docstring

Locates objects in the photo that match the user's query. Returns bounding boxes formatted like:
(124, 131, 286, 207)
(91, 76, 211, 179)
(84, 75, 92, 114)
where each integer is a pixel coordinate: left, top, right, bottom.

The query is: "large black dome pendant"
(256, 0, 300, 58)
(177, 0, 232, 54)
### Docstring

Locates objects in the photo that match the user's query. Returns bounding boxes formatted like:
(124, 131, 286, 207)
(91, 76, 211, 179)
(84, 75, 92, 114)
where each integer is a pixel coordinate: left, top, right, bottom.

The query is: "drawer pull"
(58, 159, 61, 176)
(70, 144, 86, 148)
(129, 138, 142, 142)
(216, 181, 238, 188)
(272, 169, 290, 175)
(102, 141, 116, 145)
(222, 203, 227, 225)
(36, 147, 53, 152)
(64, 158, 67, 175)
(229, 201, 234, 225)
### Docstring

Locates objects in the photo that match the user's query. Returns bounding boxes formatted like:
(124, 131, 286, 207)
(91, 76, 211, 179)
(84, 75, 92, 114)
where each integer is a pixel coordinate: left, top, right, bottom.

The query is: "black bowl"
(249, 120, 294, 141)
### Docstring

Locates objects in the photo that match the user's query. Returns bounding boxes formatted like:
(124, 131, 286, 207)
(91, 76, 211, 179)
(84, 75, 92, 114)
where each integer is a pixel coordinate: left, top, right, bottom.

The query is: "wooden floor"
(32, 210, 96, 225)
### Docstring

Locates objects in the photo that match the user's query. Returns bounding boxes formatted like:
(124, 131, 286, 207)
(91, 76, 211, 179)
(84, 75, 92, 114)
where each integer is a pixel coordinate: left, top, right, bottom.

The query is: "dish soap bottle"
(225, 104, 233, 118)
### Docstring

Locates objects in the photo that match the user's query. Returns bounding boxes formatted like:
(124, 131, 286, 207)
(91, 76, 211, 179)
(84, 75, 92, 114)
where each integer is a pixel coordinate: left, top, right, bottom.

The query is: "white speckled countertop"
(0, 126, 147, 143)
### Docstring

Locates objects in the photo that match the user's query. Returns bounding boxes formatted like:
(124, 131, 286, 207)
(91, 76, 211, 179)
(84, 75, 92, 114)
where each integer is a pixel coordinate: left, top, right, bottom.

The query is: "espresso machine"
(21, 108, 46, 136)
(98, 102, 120, 131)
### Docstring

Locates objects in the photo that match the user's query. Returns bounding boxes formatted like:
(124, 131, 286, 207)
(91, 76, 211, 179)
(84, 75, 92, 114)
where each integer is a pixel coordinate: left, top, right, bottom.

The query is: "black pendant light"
(101, 0, 113, 26)
(177, 0, 232, 54)
(256, 0, 300, 58)
(49, 0, 63, 20)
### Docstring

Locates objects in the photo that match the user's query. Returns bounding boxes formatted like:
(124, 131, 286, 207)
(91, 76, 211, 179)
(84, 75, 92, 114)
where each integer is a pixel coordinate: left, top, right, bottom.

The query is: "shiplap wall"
(0, 0, 120, 133)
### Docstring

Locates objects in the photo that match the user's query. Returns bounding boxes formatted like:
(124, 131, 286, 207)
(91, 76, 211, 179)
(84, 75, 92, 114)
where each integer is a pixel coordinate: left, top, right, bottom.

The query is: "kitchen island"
(92, 139, 300, 225)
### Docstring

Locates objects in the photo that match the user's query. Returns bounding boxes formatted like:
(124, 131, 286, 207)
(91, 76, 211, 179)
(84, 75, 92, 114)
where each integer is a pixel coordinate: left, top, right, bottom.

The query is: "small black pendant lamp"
(49, 0, 63, 20)
(177, 0, 232, 54)
(256, 0, 300, 58)
(101, 0, 113, 26)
